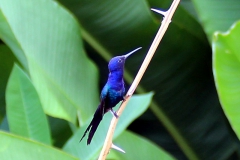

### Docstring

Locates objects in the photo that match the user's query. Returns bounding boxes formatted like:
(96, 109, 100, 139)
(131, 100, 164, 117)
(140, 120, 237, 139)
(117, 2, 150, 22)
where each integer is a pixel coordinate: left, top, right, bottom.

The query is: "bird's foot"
(110, 109, 119, 118)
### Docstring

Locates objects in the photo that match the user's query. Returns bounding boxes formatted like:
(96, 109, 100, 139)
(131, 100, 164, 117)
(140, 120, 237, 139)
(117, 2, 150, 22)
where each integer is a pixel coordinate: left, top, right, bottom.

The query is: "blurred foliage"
(0, 0, 240, 160)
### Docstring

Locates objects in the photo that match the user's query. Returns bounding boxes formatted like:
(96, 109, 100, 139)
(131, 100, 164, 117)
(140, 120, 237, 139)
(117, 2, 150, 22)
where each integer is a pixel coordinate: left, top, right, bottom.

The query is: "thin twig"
(98, 0, 180, 159)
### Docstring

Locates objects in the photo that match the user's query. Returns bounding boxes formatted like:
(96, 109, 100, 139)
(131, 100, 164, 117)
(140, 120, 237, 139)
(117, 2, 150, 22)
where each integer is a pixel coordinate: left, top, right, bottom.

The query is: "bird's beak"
(124, 47, 142, 58)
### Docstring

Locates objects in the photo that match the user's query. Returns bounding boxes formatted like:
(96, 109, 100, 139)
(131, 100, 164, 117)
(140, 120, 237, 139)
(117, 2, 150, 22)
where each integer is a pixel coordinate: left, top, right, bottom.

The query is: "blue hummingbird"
(80, 47, 142, 145)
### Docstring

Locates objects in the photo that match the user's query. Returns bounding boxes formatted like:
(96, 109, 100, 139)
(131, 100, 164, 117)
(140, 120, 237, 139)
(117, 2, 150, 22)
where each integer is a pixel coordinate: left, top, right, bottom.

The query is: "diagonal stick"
(98, 0, 181, 159)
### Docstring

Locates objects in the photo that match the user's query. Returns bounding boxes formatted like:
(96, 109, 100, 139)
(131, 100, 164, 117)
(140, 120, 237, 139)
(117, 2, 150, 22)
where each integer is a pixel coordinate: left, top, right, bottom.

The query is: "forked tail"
(80, 106, 103, 145)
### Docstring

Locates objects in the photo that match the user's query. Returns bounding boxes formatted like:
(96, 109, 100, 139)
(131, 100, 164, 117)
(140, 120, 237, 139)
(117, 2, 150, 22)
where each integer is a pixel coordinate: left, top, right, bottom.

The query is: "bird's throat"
(108, 70, 124, 83)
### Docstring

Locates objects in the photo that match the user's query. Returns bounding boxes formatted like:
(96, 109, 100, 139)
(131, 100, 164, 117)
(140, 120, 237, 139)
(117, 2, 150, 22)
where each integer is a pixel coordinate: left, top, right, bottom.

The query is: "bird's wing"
(100, 84, 109, 100)
(100, 84, 110, 114)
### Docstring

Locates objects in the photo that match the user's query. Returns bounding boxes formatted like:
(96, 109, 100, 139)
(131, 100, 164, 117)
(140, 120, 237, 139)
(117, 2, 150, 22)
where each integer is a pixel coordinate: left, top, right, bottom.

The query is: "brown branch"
(98, 0, 181, 159)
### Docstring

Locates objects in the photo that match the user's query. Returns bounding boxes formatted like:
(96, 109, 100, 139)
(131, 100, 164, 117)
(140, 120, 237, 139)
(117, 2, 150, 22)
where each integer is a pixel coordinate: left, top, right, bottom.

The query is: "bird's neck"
(108, 70, 124, 82)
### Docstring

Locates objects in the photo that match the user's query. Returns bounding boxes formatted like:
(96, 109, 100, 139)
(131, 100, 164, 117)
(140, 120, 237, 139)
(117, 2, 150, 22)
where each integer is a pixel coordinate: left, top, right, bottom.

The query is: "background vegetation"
(1, 0, 240, 159)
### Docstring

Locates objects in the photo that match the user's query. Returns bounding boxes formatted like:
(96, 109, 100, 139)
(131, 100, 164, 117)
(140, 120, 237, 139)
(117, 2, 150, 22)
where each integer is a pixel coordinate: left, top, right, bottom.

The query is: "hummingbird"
(80, 47, 142, 145)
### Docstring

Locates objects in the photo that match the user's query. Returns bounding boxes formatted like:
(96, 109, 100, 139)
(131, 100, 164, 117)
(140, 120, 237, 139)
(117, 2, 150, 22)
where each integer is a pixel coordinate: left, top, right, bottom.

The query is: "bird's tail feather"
(79, 121, 92, 143)
(87, 114, 102, 145)
(80, 105, 103, 145)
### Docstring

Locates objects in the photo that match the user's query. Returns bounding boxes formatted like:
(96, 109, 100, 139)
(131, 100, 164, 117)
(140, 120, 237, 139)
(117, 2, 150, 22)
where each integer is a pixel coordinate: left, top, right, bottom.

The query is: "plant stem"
(98, 0, 181, 159)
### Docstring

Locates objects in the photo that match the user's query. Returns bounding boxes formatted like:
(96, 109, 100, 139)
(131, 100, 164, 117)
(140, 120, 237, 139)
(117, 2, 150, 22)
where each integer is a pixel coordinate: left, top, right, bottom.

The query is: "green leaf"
(213, 21, 240, 139)
(113, 130, 175, 160)
(191, 0, 240, 41)
(0, 10, 28, 71)
(63, 93, 153, 160)
(0, 0, 99, 124)
(58, 0, 239, 159)
(0, 131, 78, 160)
(6, 64, 51, 145)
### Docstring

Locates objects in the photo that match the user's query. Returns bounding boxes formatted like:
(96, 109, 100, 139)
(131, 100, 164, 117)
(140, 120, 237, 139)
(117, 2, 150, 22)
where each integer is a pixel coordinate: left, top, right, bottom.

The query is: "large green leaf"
(6, 64, 51, 145)
(0, 10, 28, 71)
(63, 93, 153, 160)
(58, 0, 240, 159)
(0, 131, 78, 160)
(191, 0, 240, 41)
(113, 131, 175, 160)
(0, 0, 99, 124)
(213, 21, 240, 139)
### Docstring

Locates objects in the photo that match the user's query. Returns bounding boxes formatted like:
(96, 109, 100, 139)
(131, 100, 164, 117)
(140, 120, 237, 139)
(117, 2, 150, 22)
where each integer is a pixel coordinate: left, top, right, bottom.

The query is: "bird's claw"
(110, 109, 119, 118)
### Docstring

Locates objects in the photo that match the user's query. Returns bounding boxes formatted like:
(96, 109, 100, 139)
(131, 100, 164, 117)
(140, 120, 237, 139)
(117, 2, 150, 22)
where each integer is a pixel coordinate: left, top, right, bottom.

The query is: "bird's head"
(108, 47, 142, 72)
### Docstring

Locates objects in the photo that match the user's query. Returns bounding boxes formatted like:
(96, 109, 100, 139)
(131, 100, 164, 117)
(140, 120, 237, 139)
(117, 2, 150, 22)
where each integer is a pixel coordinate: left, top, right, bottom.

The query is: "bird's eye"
(118, 59, 122, 63)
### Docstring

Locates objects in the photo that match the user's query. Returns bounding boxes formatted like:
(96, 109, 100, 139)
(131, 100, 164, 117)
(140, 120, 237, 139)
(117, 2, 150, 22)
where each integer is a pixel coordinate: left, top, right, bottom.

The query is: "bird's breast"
(104, 82, 125, 109)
